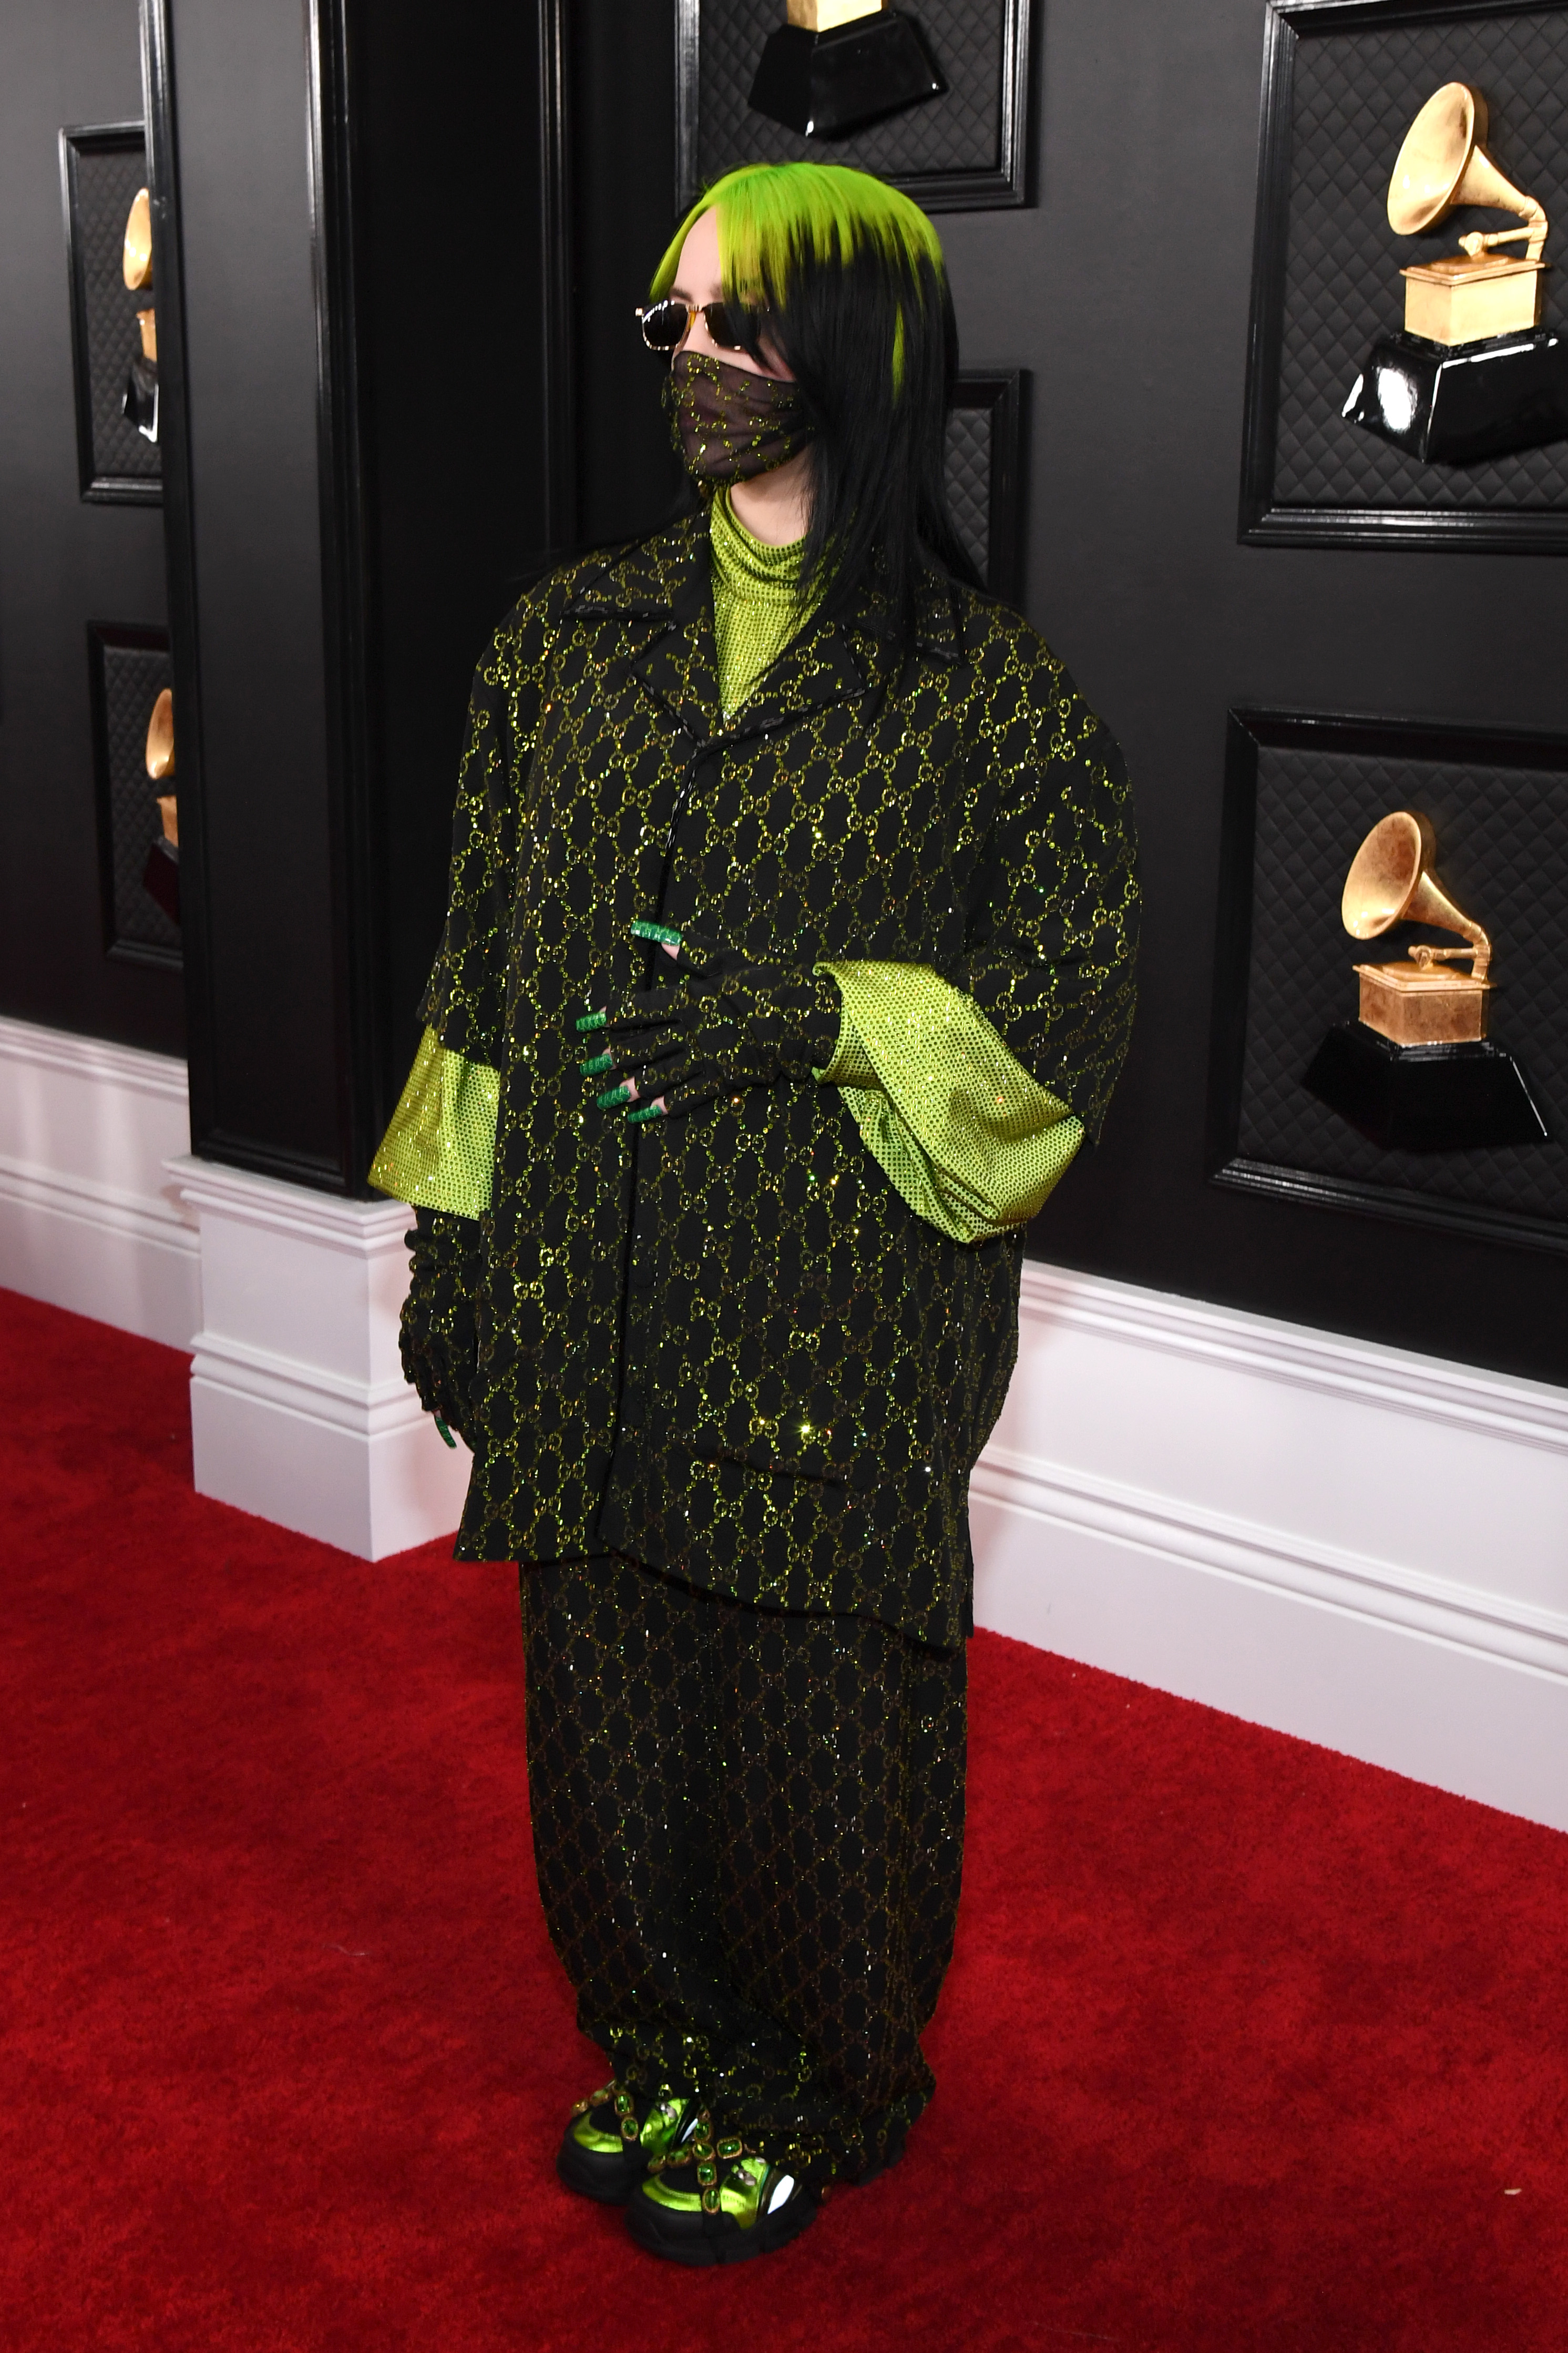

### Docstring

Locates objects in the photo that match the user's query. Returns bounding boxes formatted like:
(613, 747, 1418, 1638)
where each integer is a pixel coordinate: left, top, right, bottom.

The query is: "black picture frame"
(948, 370, 1028, 603)
(59, 121, 162, 507)
(1208, 704, 1568, 1257)
(1238, 0, 1568, 554)
(674, 0, 1032, 216)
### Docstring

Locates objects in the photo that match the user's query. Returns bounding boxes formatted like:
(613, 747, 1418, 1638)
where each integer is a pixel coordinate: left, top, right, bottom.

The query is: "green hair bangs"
(651, 161, 946, 311)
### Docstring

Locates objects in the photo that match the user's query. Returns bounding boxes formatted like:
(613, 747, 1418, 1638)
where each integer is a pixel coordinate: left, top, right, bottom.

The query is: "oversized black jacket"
(420, 511, 1139, 1646)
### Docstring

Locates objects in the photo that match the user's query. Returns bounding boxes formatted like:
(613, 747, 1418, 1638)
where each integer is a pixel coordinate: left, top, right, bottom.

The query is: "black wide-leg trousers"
(519, 1554, 967, 2181)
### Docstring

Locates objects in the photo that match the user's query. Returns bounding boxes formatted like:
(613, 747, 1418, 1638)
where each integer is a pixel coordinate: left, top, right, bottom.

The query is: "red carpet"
(2, 1286, 1565, 2351)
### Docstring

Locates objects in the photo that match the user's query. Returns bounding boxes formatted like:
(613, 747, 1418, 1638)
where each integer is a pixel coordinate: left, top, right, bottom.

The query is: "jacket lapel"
(561, 514, 969, 748)
(566, 515, 724, 747)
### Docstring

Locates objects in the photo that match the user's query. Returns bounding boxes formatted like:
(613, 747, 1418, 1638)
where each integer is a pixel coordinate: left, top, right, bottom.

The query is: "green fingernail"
(630, 920, 682, 948)
(596, 1081, 634, 1109)
(580, 1052, 613, 1076)
(627, 1101, 666, 1125)
(575, 1010, 607, 1032)
(434, 1416, 457, 1449)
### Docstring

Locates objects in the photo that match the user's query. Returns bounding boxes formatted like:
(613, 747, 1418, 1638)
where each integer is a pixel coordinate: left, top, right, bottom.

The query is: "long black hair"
(652, 162, 983, 639)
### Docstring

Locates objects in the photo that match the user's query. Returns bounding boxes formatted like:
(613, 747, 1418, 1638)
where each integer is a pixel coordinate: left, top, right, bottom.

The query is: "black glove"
(399, 1207, 483, 1444)
(576, 919, 841, 1124)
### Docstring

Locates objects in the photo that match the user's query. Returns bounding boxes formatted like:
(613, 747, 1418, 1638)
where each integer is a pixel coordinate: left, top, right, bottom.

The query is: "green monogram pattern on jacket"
(421, 511, 1138, 1645)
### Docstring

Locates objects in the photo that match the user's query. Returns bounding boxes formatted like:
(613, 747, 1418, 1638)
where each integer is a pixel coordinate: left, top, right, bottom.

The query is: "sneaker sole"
(624, 2184, 818, 2267)
(556, 2137, 646, 2206)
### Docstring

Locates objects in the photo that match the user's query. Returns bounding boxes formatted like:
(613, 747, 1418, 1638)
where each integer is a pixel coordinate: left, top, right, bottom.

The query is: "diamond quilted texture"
(1264, 11, 1568, 512)
(692, 0, 1004, 198)
(70, 141, 161, 489)
(95, 637, 178, 958)
(944, 402, 992, 580)
(1233, 734, 1568, 1225)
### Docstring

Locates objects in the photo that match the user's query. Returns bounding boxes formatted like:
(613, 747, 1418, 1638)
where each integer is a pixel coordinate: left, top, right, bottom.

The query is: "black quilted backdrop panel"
(66, 135, 160, 493)
(90, 631, 179, 963)
(1268, 7, 1568, 513)
(1232, 731, 1568, 1228)
(685, 0, 1009, 202)
(945, 401, 992, 580)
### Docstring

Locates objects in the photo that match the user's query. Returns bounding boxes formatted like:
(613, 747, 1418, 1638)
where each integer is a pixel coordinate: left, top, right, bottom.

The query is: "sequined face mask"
(662, 350, 815, 484)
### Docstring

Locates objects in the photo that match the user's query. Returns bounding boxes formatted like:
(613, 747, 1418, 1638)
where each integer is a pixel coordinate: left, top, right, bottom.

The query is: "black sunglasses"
(636, 298, 749, 354)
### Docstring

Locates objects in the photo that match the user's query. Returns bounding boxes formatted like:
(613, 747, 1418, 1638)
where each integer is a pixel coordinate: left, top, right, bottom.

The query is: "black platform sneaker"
(556, 2081, 699, 2206)
(624, 2114, 819, 2266)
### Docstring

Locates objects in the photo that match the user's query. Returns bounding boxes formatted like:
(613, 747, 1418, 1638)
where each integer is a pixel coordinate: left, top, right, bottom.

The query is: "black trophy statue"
(1344, 84, 1568, 465)
(749, 0, 942, 141)
(1304, 810, 1545, 1152)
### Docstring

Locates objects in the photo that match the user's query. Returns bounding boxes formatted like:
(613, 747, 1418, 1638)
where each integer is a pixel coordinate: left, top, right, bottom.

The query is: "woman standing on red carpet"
(371, 160, 1138, 2266)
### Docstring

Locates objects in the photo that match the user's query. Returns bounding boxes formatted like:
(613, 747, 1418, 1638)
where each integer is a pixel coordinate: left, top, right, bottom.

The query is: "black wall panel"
(0, 0, 177, 1057)
(351, 1, 550, 1128)
(9, 0, 1565, 1383)
(935, 0, 1568, 1385)
(166, 0, 339, 1178)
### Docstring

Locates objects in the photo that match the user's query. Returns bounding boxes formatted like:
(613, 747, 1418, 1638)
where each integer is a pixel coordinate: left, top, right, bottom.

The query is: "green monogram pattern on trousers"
(521, 1554, 967, 2182)
(421, 509, 1139, 1645)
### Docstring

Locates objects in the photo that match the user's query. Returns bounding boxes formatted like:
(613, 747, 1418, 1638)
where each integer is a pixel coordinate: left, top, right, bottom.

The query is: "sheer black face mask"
(661, 350, 815, 483)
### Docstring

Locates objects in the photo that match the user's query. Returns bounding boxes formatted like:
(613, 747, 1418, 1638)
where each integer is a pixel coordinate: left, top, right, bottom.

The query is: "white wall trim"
(170, 1154, 469, 1560)
(0, 1014, 198, 1348)
(1016, 1262, 1568, 1458)
(973, 1262, 1568, 1833)
(0, 1012, 190, 1101)
(972, 1443, 1568, 1686)
(189, 1330, 426, 1439)
(5, 1009, 1565, 1821)
(0, 1147, 198, 1264)
(175, 1156, 415, 1261)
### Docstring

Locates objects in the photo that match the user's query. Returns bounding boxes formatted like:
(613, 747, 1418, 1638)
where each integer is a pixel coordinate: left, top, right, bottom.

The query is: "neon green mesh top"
(371, 493, 1083, 1241)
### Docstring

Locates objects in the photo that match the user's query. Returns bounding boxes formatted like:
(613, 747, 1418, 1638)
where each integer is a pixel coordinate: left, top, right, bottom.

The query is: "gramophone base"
(749, 14, 943, 138)
(142, 835, 180, 927)
(1303, 1023, 1547, 1152)
(1343, 328, 1568, 464)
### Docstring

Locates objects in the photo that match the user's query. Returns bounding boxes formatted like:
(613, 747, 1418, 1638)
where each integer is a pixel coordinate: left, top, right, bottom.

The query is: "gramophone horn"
(145, 688, 174, 782)
(1342, 809, 1491, 979)
(1387, 82, 1546, 261)
(122, 187, 153, 292)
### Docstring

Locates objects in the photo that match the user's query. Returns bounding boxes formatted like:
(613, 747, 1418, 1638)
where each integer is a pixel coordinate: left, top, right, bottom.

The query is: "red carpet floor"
(3, 1286, 1566, 2351)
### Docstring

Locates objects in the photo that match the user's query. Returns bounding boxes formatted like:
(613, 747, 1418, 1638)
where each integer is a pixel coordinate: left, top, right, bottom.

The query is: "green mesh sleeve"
(816, 961, 1083, 1246)
(368, 1026, 499, 1218)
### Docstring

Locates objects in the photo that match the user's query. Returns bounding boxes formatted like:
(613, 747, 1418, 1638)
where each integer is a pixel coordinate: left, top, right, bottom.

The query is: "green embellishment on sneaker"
(630, 920, 682, 949)
(579, 1051, 613, 1077)
(568, 2082, 696, 2162)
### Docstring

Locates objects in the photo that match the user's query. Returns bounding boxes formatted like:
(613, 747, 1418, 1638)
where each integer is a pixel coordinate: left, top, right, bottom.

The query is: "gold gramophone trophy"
(1303, 810, 1545, 1149)
(749, 1, 942, 140)
(141, 687, 180, 928)
(120, 186, 159, 444)
(1344, 84, 1568, 463)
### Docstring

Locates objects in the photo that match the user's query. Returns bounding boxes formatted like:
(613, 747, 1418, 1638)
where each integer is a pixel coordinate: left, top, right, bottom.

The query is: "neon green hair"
(651, 162, 946, 388)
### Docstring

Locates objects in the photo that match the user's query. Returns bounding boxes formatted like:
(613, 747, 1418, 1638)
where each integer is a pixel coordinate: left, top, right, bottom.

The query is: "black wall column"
(155, 0, 557, 1194)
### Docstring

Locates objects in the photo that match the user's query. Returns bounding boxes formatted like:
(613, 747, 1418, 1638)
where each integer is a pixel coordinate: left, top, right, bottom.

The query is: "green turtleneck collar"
(708, 490, 817, 716)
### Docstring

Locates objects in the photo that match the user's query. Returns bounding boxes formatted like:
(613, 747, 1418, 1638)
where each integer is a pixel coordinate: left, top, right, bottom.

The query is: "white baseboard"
(0, 1014, 199, 1349)
(972, 1264, 1568, 1835)
(170, 1154, 471, 1560)
(6, 1012, 1565, 1826)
